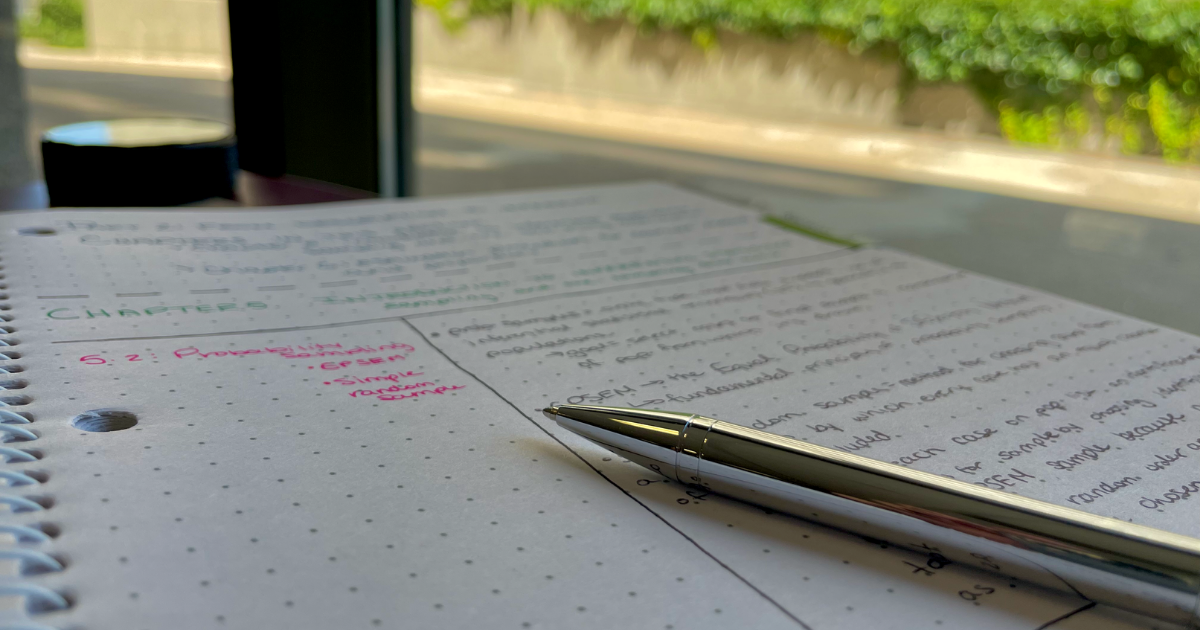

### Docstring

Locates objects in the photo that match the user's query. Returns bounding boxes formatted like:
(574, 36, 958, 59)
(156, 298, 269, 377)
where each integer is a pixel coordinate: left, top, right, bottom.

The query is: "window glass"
(412, 0, 1200, 217)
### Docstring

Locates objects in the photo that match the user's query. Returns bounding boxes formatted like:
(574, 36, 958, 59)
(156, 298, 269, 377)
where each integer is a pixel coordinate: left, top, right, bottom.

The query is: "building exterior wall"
(84, 0, 229, 64)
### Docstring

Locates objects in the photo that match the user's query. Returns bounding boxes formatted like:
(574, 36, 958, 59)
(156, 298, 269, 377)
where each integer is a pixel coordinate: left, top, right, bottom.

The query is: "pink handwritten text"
(350, 382, 467, 401)
(174, 342, 415, 360)
(325, 370, 425, 386)
(316, 354, 411, 370)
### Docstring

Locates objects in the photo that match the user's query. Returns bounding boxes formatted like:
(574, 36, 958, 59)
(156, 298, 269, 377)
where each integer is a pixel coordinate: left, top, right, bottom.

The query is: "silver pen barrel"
(544, 404, 1200, 626)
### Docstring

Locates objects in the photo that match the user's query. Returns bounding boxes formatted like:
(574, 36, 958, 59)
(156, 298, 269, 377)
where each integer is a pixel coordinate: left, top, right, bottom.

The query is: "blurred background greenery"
(18, 0, 85, 48)
(423, 0, 1200, 162)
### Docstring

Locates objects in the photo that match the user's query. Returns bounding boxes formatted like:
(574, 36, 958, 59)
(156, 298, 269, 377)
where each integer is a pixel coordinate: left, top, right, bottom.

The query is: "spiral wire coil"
(0, 258, 71, 629)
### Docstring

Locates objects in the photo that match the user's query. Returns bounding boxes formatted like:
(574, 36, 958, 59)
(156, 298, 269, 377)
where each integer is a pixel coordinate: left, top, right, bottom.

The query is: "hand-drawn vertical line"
(399, 317, 813, 630)
(1019, 558, 1097, 629)
(1034, 601, 1096, 630)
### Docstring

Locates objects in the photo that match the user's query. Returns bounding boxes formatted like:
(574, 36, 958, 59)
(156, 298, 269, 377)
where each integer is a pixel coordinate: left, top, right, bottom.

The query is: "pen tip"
(540, 407, 559, 421)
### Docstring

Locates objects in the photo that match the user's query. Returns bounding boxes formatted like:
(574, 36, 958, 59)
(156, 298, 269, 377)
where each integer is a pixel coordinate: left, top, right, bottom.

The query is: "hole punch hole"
(1, 549, 68, 576)
(0, 469, 48, 486)
(0, 495, 53, 512)
(0, 409, 32, 423)
(71, 409, 138, 433)
(0, 522, 59, 543)
(0, 424, 37, 442)
(0, 447, 41, 463)
(17, 227, 56, 236)
(2, 584, 74, 614)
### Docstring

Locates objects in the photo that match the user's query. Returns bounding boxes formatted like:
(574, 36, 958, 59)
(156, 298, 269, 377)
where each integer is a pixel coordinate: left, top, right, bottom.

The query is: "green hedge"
(19, 0, 86, 48)
(422, 0, 1200, 162)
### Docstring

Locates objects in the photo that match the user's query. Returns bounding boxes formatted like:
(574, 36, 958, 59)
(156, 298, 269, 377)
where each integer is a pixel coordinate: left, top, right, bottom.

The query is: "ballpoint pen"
(542, 404, 1200, 626)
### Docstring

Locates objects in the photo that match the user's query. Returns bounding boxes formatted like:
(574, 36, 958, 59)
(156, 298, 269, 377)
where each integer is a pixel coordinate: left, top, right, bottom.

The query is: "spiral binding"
(0, 258, 71, 629)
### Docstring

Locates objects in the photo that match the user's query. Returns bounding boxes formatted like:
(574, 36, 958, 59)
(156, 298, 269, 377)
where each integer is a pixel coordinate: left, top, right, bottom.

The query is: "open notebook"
(0, 183, 1194, 629)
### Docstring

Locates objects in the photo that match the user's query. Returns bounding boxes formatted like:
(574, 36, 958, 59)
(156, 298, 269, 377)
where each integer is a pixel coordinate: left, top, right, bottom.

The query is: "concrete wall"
(0, 0, 32, 187)
(416, 6, 996, 134)
(84, 0, 229, 65)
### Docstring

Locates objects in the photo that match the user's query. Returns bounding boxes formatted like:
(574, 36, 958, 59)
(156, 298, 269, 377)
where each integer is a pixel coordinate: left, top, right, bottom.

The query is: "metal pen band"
(674, 413, 707, 484)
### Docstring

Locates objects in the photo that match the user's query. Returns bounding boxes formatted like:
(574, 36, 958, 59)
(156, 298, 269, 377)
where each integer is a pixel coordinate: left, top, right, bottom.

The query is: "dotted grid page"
(0, 182, 1179, 629)
(0, 183, 835, 630)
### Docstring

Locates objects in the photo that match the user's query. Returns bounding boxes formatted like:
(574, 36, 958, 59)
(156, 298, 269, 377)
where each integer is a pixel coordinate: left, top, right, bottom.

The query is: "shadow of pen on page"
(515, 436, 1105, 627)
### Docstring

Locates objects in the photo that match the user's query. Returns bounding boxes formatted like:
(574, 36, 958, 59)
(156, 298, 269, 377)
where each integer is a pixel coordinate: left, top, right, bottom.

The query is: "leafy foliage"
(19, 0, 86, 48)
(422, 0, 1200, 161)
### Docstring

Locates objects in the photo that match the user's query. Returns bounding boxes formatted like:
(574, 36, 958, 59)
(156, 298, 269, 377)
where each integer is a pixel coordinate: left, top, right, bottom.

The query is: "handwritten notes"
(417, 246, 1199, 536)
(25, 184, 839, 337)
(3, 183, 1185, 629)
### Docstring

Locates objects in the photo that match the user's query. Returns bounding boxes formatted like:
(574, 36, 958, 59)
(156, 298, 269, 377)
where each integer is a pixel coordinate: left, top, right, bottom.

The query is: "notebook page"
(0, 183, 1178, 629)
(419, 248, 1200, 535)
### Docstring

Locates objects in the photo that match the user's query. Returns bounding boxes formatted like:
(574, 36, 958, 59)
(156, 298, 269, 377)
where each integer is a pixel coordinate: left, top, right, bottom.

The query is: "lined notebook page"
(0, 183, 1188, 629)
